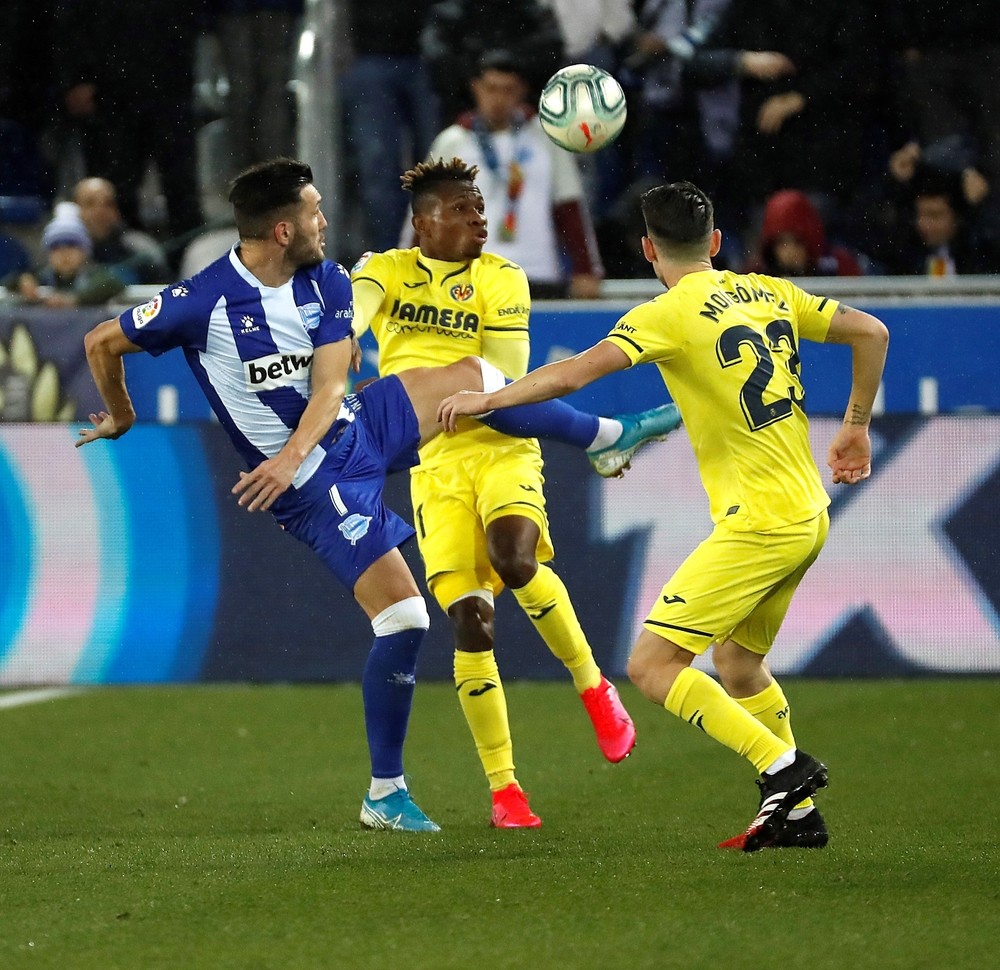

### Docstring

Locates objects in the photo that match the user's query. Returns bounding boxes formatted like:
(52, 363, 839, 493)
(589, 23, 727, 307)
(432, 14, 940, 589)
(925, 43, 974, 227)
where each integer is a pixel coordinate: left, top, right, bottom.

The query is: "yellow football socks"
(665, 667, 791, 773)
(511, 564, 602, 693)
(735, 679, 813, 810)
(453, 648, 516, 791)
(734, 678, 794, 745)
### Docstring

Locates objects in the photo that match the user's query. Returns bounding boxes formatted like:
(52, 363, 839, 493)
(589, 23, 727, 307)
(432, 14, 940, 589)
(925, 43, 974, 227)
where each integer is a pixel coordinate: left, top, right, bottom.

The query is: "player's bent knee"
(446, 593, 496, 650)
(626, 652, 649, 692)
(492, 553, 537, 589)
(371, 595, 431, 635)
(626, 649, 660, 698)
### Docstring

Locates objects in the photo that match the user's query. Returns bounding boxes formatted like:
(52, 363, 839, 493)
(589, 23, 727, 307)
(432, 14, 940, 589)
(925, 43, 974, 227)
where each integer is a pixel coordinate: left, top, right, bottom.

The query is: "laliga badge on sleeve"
(132, 294, 163, 329)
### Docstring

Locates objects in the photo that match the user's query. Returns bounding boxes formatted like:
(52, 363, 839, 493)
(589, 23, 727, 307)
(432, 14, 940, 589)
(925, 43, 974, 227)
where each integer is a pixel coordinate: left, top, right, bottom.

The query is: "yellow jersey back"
(605, 269, 837, 531)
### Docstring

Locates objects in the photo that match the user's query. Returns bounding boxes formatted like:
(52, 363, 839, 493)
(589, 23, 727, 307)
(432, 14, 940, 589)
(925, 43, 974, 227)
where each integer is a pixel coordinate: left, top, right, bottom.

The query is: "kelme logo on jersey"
(450, 283, 474, 302)
(132, 294, 162, 329)
(244, 352, 312, 390)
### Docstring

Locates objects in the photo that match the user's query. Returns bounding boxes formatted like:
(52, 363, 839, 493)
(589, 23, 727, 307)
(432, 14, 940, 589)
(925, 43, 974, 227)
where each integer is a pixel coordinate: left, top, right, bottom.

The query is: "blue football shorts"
(272, 375, 420, 591)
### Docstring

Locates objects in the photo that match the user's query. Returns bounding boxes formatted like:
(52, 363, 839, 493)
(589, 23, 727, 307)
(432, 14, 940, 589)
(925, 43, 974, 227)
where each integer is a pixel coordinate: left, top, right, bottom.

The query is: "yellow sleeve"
(349, 250, 392, 339)
(772, 276, 838, 343)
(603, 298, 668, 366)
(479, 259, 532, 379)
(350, 277, 384, 340)
(483, 329, 529, 378)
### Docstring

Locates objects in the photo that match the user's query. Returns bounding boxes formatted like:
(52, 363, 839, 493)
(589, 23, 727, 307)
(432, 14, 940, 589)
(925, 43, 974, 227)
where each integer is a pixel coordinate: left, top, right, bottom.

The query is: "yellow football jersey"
(605, 270, 837, 531)
(351, 247, 538, 469)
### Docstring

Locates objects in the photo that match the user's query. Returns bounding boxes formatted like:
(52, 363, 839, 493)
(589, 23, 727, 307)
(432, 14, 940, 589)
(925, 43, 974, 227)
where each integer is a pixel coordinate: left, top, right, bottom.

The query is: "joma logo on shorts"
(245, 352, 312, 390)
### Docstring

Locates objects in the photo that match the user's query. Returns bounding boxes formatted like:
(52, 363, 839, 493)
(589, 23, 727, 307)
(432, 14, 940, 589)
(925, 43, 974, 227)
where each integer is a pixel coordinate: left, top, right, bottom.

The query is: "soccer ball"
(538, 64, 627, 154)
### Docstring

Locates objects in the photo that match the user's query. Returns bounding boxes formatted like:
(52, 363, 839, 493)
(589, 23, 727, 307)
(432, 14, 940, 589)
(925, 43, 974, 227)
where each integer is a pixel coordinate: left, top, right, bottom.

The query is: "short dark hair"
(912, 166, 966, 216)
(228, 157, 314, 240)
(476, 48, 524, 78)
(401, 157, 481, 214)
(640, 181, 715, 260)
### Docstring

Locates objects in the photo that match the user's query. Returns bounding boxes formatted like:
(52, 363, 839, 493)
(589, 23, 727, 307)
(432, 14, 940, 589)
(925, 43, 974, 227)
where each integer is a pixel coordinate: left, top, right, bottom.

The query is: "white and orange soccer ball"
(538, 64, 627, 154)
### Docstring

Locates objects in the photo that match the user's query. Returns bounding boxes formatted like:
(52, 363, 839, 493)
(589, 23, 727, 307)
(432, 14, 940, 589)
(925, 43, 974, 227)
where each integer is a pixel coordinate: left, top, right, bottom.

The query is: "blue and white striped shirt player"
(119, 246, 420, 589)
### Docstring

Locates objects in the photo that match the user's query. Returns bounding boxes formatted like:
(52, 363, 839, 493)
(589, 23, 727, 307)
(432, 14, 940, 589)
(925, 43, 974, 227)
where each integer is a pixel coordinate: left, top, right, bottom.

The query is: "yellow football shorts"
(409, 441, 555, 611)
(644, 509, 830, 656)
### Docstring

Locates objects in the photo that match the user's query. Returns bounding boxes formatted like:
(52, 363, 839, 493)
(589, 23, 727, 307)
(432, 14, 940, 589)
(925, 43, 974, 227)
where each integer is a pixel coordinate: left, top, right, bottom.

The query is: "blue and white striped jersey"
(120, 247, 355, 487)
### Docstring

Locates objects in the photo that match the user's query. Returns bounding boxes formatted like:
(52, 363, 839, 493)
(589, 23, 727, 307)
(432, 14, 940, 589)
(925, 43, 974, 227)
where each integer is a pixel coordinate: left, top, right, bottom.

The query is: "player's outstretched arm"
(75, 318, 142, 448)
(232, 337, 353, 512)
(438, 341, 629, 431)
(823, 303, 889, 485)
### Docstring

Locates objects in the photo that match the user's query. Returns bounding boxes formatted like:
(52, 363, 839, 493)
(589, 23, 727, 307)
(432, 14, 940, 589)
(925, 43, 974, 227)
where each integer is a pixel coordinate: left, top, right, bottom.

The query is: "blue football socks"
(361, 627, 424, 779)
(478, 396, 600, 449)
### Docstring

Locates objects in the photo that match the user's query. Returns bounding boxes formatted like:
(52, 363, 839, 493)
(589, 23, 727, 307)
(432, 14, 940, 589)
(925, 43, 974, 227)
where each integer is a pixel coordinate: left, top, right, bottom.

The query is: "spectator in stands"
(685, 0, 877, 229)
(746, 190, 864, 277)
(844, 137, 992, 274)
(0, 233, 31, 284)
(341, 0, 441, 252)
(421, 0, 564, 125)
(887, 168, 1000, 276)
(73, 178, 170, 285)
(425, 50, 603, 298)
(3, 202, 125, 307)
(51, 1, 208, 243)
(547, 1, 637, 233)
(547, 0, 636, 68)
(621, 0, 745, 263)
(887, 1, 1000, 228)
(624, 0, 742, 180)
(214, 0, 303, 175)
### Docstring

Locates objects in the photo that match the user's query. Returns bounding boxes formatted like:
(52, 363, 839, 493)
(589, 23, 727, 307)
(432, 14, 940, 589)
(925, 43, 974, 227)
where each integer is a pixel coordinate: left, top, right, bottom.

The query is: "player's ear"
(273, 219, 293, 247)
(411, 206, 429, 237)
(641, 235, 657, 265)
(709, 228, 723, 258)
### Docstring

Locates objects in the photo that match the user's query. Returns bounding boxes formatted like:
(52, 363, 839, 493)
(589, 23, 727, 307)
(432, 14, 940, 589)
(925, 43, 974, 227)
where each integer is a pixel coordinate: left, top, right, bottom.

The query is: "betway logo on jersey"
(244, 352, 312, 390)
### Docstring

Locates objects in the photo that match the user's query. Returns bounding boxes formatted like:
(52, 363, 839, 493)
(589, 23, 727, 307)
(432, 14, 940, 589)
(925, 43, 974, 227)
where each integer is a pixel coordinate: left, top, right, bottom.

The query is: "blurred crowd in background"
(2, 0, 999, 303)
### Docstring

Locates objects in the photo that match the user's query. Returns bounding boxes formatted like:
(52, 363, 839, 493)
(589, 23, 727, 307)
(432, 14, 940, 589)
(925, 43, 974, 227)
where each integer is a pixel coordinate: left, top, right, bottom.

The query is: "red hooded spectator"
(748, 189, 863, 276)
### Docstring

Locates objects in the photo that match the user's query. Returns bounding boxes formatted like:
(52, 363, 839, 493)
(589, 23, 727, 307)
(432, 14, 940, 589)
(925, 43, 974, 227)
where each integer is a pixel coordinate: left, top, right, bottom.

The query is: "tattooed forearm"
(847, 402, 869, 425)
(837, 303, 855, 315)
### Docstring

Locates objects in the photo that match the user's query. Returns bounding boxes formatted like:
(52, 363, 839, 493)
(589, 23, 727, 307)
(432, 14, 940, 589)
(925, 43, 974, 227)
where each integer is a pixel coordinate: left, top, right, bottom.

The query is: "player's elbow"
(826, 308, 889, 351)
(83, 319, 118, 361)
(873, 318, 889, 351)
(858, 316, 889, 363)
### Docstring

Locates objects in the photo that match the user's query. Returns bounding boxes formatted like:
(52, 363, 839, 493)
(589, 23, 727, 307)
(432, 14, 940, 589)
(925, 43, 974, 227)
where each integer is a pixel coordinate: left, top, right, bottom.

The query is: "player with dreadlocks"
(351, 157, 682, 827)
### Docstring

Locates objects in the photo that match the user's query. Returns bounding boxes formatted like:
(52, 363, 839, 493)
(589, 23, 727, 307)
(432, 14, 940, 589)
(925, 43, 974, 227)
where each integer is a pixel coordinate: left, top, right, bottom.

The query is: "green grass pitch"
(2, 680, 998, 969)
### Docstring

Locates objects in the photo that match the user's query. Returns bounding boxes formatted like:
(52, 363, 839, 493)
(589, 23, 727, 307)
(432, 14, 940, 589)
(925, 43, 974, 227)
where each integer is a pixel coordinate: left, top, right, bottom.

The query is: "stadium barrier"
(3, 283, 1000, 423)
